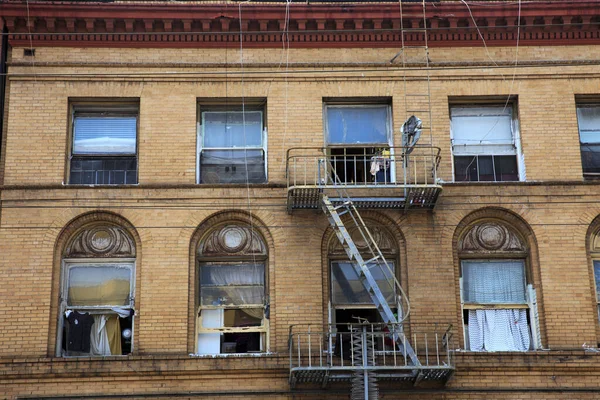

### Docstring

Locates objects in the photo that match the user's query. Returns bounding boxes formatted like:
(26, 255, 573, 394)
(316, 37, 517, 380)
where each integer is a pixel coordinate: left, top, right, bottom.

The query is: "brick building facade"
(2, 0, 600, 398)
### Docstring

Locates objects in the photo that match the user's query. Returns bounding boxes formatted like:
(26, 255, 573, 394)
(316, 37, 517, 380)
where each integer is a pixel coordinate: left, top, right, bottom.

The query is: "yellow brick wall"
(2, 43, 600, 398)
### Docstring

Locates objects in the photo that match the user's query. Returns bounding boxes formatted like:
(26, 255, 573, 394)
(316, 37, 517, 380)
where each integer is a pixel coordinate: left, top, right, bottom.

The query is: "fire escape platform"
(286, 146, 442, 212)
(289, 365, 454, 388)
(288, 323, 455, 390)
(287, 185, 442, 211)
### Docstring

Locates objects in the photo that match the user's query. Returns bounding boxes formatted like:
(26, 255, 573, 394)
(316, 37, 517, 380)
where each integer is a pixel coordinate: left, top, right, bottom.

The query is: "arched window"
(57, 224, 136, 357)
(327, 222, 400, 325)
(458, 220, 541, 351)
(196, 224, 268, 355)
(588, 228, 600, 330)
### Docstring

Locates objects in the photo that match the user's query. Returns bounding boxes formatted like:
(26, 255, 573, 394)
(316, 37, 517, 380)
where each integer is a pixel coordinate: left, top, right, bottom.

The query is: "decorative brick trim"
(48, 210, 142, 357)
(186, 209, 274, 354)
(2, 1, 600, 48)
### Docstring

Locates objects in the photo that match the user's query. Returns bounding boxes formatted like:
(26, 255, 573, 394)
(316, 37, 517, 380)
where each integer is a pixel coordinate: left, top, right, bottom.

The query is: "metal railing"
(288, 322, 454, 373)
(286, 146, 441, 189)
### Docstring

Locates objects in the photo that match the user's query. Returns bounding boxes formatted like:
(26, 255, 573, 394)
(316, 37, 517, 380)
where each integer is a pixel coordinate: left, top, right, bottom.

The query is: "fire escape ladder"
(322, 194, 420, 368)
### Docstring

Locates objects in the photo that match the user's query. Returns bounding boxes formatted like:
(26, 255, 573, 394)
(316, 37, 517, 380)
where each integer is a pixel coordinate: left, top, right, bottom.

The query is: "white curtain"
(462, 261, 526, 304)
(201, 263, 264, 319)
(90, 315, 111, 356)
(468, 309, 530, 351)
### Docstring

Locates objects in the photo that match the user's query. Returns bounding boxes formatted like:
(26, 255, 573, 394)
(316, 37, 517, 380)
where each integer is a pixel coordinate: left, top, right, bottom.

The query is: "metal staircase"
(322, 194, 419, 368)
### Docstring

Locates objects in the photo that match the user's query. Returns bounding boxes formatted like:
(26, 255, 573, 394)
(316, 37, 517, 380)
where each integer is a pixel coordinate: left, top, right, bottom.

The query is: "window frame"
(196, 254, 269, 355)
(56, 258, 136, 357)
(576, 103, 600, 178)
(323, 102, 396, 184)
(67, 100, 140, 186)
(196, 103, 268, 185)
(450, 102, 524, 182)
(459, 257, 540, 351)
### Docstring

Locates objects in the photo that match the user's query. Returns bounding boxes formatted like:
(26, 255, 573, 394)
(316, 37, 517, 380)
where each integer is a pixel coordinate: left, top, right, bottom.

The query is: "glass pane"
(200, 150, 266, 183)
(494, 155, 519, 181)
(462, 260, 526, 304)
(70, 156, 137, 185)
(223, 308, 263, 327)
(594, 261, 600, 302)
(73, 117, 137, 154)
(326, 106, 389, 144)
(578, 106, 600, 143)
(203, 111, 263, 148)
(67, 265, 132, 306)
(200, 263, 265, 306)
(201, 286, 264, 306)
(451, 106, 513, 146)
(581, 144, 600, 174)
(201, 263, 264, 286)
(478, 155, 494, 181)
(454, 156, 478, 182)
(331, 261, 395, 305)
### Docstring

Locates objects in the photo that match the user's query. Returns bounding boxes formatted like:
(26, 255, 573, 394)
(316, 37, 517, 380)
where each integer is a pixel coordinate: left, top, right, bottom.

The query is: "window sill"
(189, 352, 275, 358)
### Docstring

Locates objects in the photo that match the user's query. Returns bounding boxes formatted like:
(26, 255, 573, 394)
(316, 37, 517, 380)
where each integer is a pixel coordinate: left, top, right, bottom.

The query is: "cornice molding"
(1, 1, 600, 48)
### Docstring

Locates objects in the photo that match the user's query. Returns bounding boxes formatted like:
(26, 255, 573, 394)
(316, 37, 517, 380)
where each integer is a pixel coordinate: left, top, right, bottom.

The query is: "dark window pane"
(70, 156, 137, 185)
(478, 156, 494, 181)
(581, 144, 600, 174)
(454, 155, 518, 182)
(83, 171, 94, 184)
(126, 171, 137, 184)
(70, 171, 82, 184)
(494, 155, 519, 181)
(200, 150, 266, 184)
(112, 171, 125, 185)
(454, 156, 478, 182)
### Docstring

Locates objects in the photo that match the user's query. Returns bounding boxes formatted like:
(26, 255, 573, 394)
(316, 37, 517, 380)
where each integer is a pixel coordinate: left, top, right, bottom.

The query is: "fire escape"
(285, 1, 453, 397)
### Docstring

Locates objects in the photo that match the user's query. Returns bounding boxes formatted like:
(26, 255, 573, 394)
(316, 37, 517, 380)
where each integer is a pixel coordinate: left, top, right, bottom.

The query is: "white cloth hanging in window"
(468, 309, 530, 352)
(90, 315, 112, 356)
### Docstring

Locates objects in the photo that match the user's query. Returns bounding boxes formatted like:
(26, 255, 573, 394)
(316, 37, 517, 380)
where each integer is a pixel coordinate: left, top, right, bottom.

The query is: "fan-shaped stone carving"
(199, 225, 266, 256)
(64, 225, 136, 258)
(460, 222, 525, 253)
(329, 226, 397, 255)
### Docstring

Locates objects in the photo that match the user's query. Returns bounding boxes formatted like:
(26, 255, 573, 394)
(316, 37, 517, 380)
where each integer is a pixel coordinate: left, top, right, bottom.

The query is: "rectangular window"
(577, 104, 600, 177)
(69, 103, 138, 185)
(198, 106, 267, 184)
(60, 262, 135, 357)
(324, 104, 394, 185)
(197, 262, 267, 354)
(461, 260, 532, 352)
(451, 105, 521, 182)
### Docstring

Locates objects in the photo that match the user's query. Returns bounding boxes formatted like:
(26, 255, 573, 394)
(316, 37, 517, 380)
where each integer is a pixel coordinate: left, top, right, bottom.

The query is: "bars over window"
(69, 103, 138, 185)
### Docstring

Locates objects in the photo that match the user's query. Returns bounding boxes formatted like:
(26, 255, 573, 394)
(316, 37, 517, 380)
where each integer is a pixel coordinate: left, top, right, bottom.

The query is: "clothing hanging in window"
(468, 309, 530, 352)
(66, 311, 95, 353)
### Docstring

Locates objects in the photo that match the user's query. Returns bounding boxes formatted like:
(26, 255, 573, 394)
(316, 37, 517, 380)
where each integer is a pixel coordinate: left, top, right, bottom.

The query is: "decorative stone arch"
(584, 214, 600, 343)
(48, 211, 141, 356)
(321, 211, 408, 325)
(187, 210, 274, 354)
(452, 207, 545, 350)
